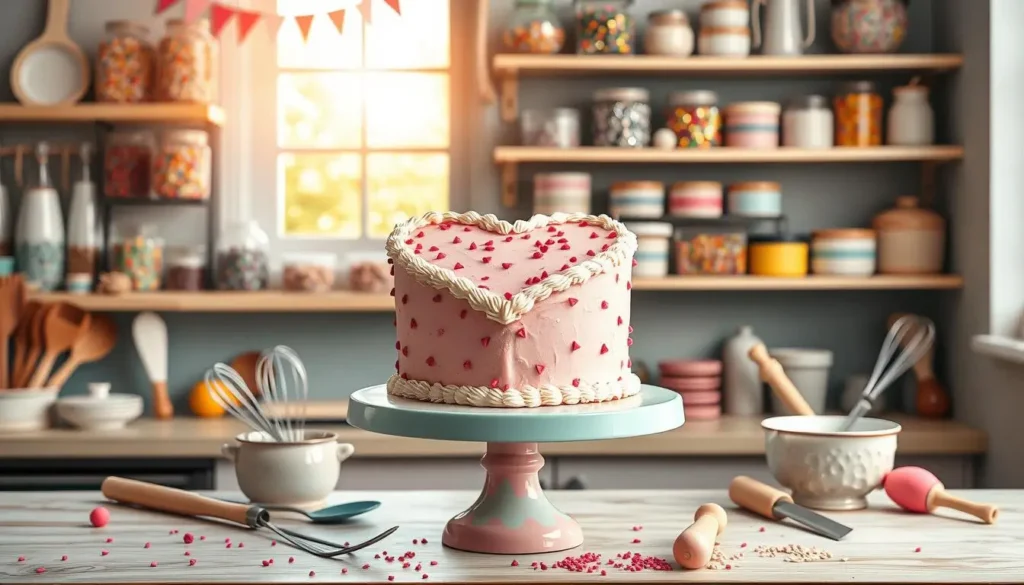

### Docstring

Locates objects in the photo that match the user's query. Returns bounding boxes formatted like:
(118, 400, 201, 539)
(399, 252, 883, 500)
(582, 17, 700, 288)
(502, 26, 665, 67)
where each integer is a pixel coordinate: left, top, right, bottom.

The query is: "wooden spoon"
(27, 303, 91, 389)
(13, 302, 47, 388)
(46, 313, 117, 390)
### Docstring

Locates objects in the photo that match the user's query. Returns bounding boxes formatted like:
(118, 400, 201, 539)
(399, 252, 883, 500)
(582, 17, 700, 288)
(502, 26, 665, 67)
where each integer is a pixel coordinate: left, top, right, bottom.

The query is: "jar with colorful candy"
(575, 0, 636, 54)
(674, 226, 748, 275)
(216, 220, 270, 291)
(96, 20, 155, 103)
(156, 18, 217, 104)
(111, 225, 164, 291)
(503, 0, 565, 54)
(667, 90, 722, 148)
(152, 129, 211, 200)
(104, 130, 154, 198)
(834, 80, 883, 147)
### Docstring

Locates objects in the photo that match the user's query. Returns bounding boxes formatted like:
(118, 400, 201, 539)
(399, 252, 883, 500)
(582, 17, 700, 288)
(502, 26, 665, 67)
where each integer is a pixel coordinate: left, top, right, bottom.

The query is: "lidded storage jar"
(834, 80, 882, 146)
(96, 20, 155, 103)
(521, 108, 580, 147)
(152, 129, 211, 200)
(111, 224, 164, 291)
(725, 102, 781, 148)
(669, 181, 723, 218)
(166, 245, 205, 291)
(610, 181, 664, 219)
(782, 95, 834, 148)
(873, 196, 945, 274)
(157, 18, 217, 103)
(887, 83, 934, 146)
(216, 220, 270, 291)
(592, 88, 651, 147)
(667, 90, 722, 148)
(104, 129, 154, 199)
(503, 0, 565, 54)
(533, 172, 591, 215)
(644, 9, 694, 56)
(811, 229, 876, 276)
(626, 222, 673, 278)
(575, 0, 636, 54)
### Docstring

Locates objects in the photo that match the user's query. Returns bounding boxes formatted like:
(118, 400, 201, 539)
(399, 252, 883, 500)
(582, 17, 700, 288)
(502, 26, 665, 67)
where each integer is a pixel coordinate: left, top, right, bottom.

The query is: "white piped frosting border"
(386, 211, 638, 325)
(387, 373, 643, 408)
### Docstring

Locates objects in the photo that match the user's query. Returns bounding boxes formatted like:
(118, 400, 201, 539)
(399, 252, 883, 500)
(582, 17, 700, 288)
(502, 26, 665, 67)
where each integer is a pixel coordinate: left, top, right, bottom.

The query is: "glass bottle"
(216, 220, 270, 291)
(152, 129, 211, 200)
(16, 143, 65, 292)
(96, 20, 155, 103)
(503, 0, 565, 54)
(157, 18, 217, 103)
(67, 143, 99, 294)
(111, 224, 164, 291)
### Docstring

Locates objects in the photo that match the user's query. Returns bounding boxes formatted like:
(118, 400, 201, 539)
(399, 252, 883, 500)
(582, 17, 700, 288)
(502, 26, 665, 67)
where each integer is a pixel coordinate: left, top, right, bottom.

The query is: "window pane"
(365, 0, 449, 70)
(279, 153, 362, 238)
(366, 73, 449, 148)
(367, 153, 449, 238)
(278, 73, 362, 149)
(277, 0, 362, 69)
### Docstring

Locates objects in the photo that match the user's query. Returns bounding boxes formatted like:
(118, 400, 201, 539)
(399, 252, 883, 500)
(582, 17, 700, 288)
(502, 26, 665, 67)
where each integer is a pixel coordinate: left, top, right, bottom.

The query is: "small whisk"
(205, 345, 308, 442)
(840, 315, 936, 431)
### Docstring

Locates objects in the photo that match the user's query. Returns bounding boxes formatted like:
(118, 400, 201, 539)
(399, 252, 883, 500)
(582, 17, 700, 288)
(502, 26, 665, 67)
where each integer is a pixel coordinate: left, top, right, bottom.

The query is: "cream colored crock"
(873, 196, 945, 274)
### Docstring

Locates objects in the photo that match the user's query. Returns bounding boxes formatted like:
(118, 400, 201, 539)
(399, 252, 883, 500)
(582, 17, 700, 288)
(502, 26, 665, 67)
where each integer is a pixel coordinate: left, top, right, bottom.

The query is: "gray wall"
(3, 0, 1012, 473)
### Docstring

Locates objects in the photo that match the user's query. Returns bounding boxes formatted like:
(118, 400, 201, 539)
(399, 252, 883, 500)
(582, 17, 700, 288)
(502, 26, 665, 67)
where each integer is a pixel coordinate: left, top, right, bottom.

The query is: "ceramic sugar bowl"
(873, 196, 945, 274)
(223, 431, 355, 508)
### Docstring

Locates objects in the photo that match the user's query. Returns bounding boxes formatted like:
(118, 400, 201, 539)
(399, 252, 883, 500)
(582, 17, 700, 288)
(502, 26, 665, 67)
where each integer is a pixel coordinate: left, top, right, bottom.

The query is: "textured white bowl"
(0, 389, 57, 432)
(56, 394, 143, 431)
(762, 415, 901, 511)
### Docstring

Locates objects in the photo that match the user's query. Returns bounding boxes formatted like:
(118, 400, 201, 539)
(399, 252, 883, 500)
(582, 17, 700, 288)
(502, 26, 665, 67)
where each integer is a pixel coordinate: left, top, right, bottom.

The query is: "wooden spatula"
(46, 313, 117, 390)
(13, 302, 47, 388)
(27, 303, 91, 389)
(133, 312, 171, 419)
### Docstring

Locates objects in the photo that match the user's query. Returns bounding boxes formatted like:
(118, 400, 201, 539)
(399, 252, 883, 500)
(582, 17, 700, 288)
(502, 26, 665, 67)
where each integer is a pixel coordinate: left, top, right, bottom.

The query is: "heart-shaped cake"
(386, 211, 641, 408)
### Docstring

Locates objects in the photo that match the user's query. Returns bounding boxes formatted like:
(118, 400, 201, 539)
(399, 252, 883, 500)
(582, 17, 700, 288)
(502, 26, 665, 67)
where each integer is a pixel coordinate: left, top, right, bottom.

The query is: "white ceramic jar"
(887, 84, 935, 146)
(533, 172, 591, 215)
(769, 348, 833, 415)
(700, 0, 750, 28)
(698, 26, 751, 57)
(609, 181, 665, 218)
(872, 196, 945, 274)
(668, 181, 723, 218)
(644, 9, 694, 56)
(626, 222, 673, 278)
(811, 229, 877, 276)
(782, 94, 834, 148)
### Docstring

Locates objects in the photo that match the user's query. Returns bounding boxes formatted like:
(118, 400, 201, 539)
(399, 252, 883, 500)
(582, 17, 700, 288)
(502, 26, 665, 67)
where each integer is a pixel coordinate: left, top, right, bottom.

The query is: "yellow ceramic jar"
(748, 236, 809, 277)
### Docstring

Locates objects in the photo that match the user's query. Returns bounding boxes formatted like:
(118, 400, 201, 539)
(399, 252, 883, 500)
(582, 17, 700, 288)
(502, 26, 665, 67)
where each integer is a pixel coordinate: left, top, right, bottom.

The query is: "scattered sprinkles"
(183, 532, 195, 544)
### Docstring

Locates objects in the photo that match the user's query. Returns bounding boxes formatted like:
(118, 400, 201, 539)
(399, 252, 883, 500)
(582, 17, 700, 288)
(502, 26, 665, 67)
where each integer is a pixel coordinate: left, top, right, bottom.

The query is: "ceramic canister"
(725, 102, 781, 148)
(698, 26, 751, 57)
(770, 348, 833, 415)
(700, 0, 750, 28)
(727, 181, 782, 217)
(748, 235, 809, 277)
(609, 181, 665, 219)
(533, 172, 591, 215)
(872, 196, 945, 274)
(811, 228, 877, 276)
(668, 181, 723, 218)
(626, 221, 673, 278)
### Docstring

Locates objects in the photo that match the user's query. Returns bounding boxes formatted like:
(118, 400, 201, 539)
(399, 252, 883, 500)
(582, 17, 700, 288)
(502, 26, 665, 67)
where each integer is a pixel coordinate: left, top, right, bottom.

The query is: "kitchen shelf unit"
(31, 275, 963, 312)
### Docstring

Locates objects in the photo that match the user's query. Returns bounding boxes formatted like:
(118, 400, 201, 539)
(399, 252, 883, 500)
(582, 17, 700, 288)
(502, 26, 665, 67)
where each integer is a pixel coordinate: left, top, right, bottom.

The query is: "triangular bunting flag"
(295, 14, 315, 42)
(184, 0, 211, 23)
(264, 14, 286, 41)
(235, 9, 262, 44)
(358, 0, 372, 25)
(382, 0, 400, 15)
(327, 9, 346, 34)
(210, 3, 236, 37)
(155, 0, 181, 15)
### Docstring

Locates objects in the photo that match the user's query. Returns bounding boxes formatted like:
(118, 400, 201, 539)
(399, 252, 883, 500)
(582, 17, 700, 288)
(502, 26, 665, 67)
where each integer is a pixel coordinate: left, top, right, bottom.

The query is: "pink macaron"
(661, 376, 721, 393)
(658, 359, 723, 378)
(680, 391, 721, 406)
(684, 403, 722, 420)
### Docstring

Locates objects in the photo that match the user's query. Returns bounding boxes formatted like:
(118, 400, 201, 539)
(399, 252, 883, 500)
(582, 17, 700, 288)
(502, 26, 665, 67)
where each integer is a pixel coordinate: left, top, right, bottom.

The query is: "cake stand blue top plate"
(347, 384, 683, 443)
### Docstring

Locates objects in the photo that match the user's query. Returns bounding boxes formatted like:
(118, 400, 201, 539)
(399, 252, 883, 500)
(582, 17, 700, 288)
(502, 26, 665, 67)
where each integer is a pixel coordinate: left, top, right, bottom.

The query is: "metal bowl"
(762, 415, 901, 511)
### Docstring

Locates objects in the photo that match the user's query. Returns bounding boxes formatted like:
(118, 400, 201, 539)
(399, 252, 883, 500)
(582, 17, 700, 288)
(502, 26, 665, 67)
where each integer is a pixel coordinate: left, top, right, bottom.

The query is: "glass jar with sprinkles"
(111, 225, 164, 291)
(834, 80, 883, 147)
(503, 0, 565, 54)
(575, 0, 636, 55)
(666, 90, 722, 148)
(96, 20, 155, 103)
(592, 87, 651, 147)
(156, 18, 217, 103)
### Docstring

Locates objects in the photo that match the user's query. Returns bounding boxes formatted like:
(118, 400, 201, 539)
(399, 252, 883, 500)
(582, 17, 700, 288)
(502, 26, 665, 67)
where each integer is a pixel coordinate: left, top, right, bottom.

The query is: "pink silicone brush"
(883, 467, 998, 524)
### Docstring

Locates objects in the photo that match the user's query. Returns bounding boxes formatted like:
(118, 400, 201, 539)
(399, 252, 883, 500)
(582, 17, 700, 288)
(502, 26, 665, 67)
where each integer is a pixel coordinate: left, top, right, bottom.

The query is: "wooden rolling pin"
(673, 503, 727, 569)
(747, 343, 815, 416)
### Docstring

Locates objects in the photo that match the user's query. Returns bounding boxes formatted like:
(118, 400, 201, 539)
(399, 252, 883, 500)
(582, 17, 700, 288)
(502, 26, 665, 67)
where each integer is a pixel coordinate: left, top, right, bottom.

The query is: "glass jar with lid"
(166, 245, 206, 291)
(111, 224, 164, 291)
(157, 18, 217, 103)
(503, 0, 565, 54)
(104, 130, 154, 199)
(521, 108, 580, 147)
(666, 90, 721, 148)
(644, 9, 694, 56)
(216, 220, 270, 291)
(152, 129, 211, 200)
(592, 87, 651, 147)
(575, 0, 636, 54)
(834, 80, 882, 147)
(782, 95, 834, 148)
(96, 20, 155, 103)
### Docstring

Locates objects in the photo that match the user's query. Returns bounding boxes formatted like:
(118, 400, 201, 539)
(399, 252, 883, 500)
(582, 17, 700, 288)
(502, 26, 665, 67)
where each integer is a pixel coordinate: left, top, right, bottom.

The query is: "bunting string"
(154, 0, 400, 44)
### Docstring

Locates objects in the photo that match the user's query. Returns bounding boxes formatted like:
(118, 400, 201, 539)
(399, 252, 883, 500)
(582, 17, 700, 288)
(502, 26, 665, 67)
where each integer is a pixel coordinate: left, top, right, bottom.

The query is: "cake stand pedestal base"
(442, 442, 582, 555)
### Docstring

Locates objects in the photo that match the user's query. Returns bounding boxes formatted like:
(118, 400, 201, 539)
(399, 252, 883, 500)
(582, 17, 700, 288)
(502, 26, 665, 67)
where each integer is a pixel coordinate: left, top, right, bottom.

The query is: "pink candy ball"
(90, 507, 110, 528)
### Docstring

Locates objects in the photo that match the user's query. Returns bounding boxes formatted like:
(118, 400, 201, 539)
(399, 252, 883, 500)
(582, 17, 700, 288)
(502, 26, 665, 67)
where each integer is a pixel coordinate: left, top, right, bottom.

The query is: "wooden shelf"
(0, 103, 225, 126)
(30, 276, 962, 312)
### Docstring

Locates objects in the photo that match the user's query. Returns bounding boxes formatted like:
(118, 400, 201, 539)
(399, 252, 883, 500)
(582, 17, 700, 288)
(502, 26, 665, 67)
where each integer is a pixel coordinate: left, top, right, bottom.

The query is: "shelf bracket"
(921, 160, 938, 207)
(500, 74, 518, 123)
(501, 162, 518, 208)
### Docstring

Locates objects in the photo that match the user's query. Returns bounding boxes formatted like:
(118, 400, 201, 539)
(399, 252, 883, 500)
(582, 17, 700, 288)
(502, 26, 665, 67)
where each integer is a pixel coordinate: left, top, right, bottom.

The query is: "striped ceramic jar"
(724, 101, 781, 148)
(609, 181, 665, 219)
(533, 172, 592, 215)
(625, 222, 674, 278)
(669, 181, 723, 218)
(811, 229, 877, 276)
(727, 181, 782, 218)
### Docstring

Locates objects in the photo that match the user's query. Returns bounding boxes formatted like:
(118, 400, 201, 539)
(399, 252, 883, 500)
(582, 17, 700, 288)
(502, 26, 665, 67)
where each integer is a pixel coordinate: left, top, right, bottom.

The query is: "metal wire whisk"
(256, 345, 309, 442)
(840, 315, 936, 431)
(205, 362, 286, 441)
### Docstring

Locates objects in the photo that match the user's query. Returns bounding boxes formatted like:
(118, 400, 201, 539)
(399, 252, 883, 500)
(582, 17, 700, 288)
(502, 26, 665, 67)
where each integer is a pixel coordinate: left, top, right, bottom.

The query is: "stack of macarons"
(658, 359, 723, 420)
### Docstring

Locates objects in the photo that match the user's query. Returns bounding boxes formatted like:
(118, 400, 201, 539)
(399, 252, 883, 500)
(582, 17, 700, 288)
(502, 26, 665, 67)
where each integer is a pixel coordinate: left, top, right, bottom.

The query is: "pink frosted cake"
(386, 211, 641, 408)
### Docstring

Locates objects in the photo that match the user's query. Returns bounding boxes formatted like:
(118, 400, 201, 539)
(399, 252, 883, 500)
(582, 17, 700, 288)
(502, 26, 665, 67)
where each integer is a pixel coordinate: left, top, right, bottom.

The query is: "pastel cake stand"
(347, 384, 683, 555)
